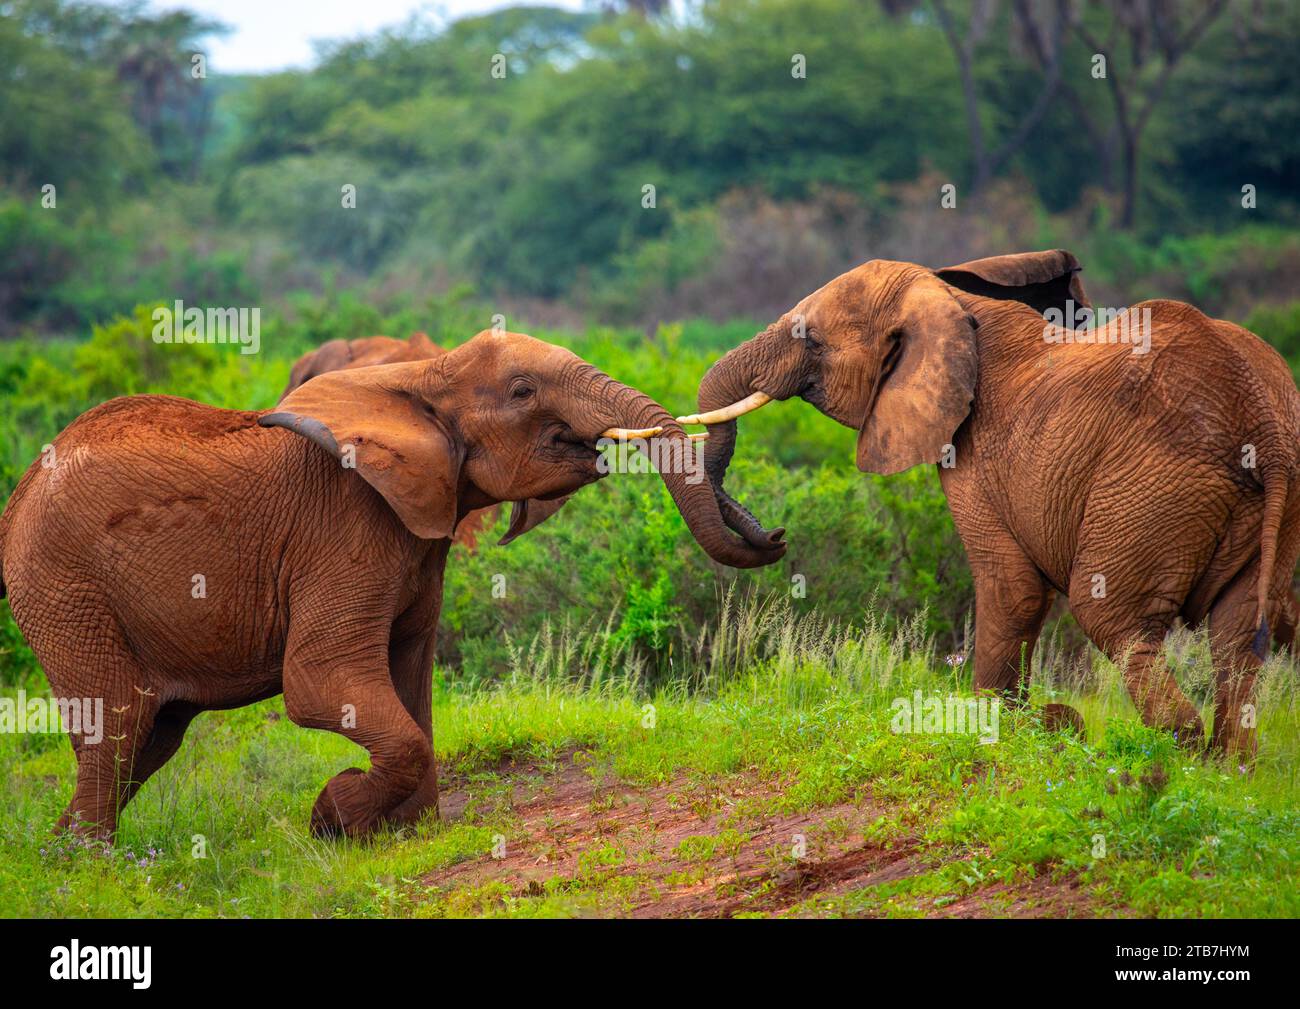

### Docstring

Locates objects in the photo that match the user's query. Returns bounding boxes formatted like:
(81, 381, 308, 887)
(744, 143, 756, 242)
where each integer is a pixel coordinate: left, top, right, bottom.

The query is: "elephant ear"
(498, 495, 571, 545)
(278, 338, 353, 402)
(407, 331, 440, 357)
(856, 279, 978, 476)
(260, 362, 461, 540)
(935, 249, 1089, 315)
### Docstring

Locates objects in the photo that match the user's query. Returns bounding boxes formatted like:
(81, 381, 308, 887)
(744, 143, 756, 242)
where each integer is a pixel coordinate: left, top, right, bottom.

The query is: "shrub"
(0, 299, 973, 687)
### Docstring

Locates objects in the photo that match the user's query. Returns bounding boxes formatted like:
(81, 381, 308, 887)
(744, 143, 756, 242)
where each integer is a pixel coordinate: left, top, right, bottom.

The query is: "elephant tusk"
(676, 392, 772, 426)
(601, 426, 664, 440)
(687, 432, 708, 441)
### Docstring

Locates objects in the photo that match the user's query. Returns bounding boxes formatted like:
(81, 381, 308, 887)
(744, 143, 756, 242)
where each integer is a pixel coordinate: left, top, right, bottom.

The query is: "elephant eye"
(511, 383, 535, 401)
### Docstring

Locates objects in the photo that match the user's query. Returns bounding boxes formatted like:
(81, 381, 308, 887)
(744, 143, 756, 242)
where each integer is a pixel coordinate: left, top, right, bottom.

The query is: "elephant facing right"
(683, 250, 1300, 759)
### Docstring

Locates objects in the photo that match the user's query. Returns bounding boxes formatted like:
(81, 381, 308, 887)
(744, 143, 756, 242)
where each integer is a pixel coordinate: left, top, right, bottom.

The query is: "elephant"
(1273, 584, 1300, 654)
(0, 330, 784, 840)
(281, 332, 567, 550)
(682, 250, 1300, 758)
(278, 330, 440, 402)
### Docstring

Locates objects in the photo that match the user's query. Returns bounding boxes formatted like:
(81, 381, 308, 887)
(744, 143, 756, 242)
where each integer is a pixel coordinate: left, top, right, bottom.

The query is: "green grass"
(2, 597, 1296, 918)
(3, 303, 1299, 918)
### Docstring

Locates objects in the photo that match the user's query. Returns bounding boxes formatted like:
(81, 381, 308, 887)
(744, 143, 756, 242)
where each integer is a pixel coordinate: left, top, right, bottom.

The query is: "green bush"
(1245, 301, 1300, 378)
(14, 290, 1300, 687)
(0, 299, 973, 687)
(0, 199, 79, 329)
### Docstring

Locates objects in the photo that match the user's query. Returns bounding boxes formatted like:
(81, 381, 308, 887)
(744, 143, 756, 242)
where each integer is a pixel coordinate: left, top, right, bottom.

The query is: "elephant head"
(264, 329, 786, 568)
(279, 331, 439, 402)
(279, 331, 570, 545)
(686, 251, 1087, 546)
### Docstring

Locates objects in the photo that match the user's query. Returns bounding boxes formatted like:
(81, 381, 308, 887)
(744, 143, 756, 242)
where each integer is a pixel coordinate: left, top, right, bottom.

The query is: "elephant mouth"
(548, 423, 671, 477)
(548, 428, 606, 474)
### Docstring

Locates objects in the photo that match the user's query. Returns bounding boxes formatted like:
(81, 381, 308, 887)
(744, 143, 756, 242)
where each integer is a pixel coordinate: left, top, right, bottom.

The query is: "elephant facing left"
(0, 329, 784, 841)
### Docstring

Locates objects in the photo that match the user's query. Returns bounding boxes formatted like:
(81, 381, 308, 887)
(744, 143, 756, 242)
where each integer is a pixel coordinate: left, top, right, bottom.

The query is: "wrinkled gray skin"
(281, 331, 568, 547)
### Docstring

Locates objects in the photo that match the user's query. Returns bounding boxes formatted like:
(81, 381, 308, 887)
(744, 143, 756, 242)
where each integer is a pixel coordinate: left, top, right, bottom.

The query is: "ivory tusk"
(687, 432, 708, 441)
(600, 426, 663, 440)
(676, 391, 772, 426)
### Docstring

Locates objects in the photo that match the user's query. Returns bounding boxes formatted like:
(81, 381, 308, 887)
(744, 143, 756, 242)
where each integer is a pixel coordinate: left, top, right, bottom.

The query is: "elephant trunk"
(575, 365, 785, 569)
(695, 329, 790, 549)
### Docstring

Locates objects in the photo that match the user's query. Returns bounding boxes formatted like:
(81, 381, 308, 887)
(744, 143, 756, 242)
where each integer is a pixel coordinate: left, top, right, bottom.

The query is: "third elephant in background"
(681, 250, 1300, 759)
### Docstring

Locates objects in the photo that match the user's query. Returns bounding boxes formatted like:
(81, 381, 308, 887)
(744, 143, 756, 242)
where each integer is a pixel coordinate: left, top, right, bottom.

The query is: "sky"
(121, 0, 590, 74)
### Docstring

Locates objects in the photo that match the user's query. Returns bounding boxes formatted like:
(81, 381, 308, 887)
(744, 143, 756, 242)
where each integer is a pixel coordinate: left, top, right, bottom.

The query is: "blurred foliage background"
(2, 0, 1299, 685)
(2, 0, 1298, 333)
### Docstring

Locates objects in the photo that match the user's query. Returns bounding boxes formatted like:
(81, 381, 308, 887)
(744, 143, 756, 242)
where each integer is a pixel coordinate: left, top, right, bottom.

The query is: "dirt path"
(424, 751, 1104, 918)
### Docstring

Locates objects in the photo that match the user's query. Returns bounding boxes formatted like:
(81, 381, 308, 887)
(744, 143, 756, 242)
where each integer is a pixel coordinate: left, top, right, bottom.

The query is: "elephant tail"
(1254, 468, 1289, 658)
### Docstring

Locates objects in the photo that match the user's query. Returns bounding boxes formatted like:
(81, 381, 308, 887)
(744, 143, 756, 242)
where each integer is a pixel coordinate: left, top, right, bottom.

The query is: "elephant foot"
(1168, 707, 1206, 751)
(53, 810, 115, 846)
(1041, 703, 1086, 736)
(383, 768, 440, 828)
(310, 768, 385, 839)
(1210, 687, 1258, 766)
(1210, 723, 1257, 767)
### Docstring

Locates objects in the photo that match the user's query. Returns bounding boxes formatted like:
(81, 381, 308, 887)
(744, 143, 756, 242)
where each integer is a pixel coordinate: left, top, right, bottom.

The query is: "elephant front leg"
(943, 469, 1081, 733)
(383, 632, 441, 827)
(283, 628, 432, 839)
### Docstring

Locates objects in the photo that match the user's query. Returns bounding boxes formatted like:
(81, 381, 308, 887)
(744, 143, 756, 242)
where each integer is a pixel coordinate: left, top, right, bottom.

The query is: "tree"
(1172, 1, 1300, 212)
(5, 0, 227, 178)
(0, 7, 144, 197)
(110, 9, 227, 177)
(926, 0, 1072, 195)
(1019, 0, 1229, 227)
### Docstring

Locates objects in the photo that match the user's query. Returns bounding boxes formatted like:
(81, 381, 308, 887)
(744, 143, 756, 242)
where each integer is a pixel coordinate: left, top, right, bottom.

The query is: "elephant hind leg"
(1071, 584, 1203, 742)
(55, 676, 163, 841)
(1203, 490, 1300, 760)
(1206, 562, 1270, 762)
(1208, 636, 1261, 762)
(1068, 542, 1204, 745)
(1272, 587, 1299, 655)
(1114, 640, 1205, 747)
